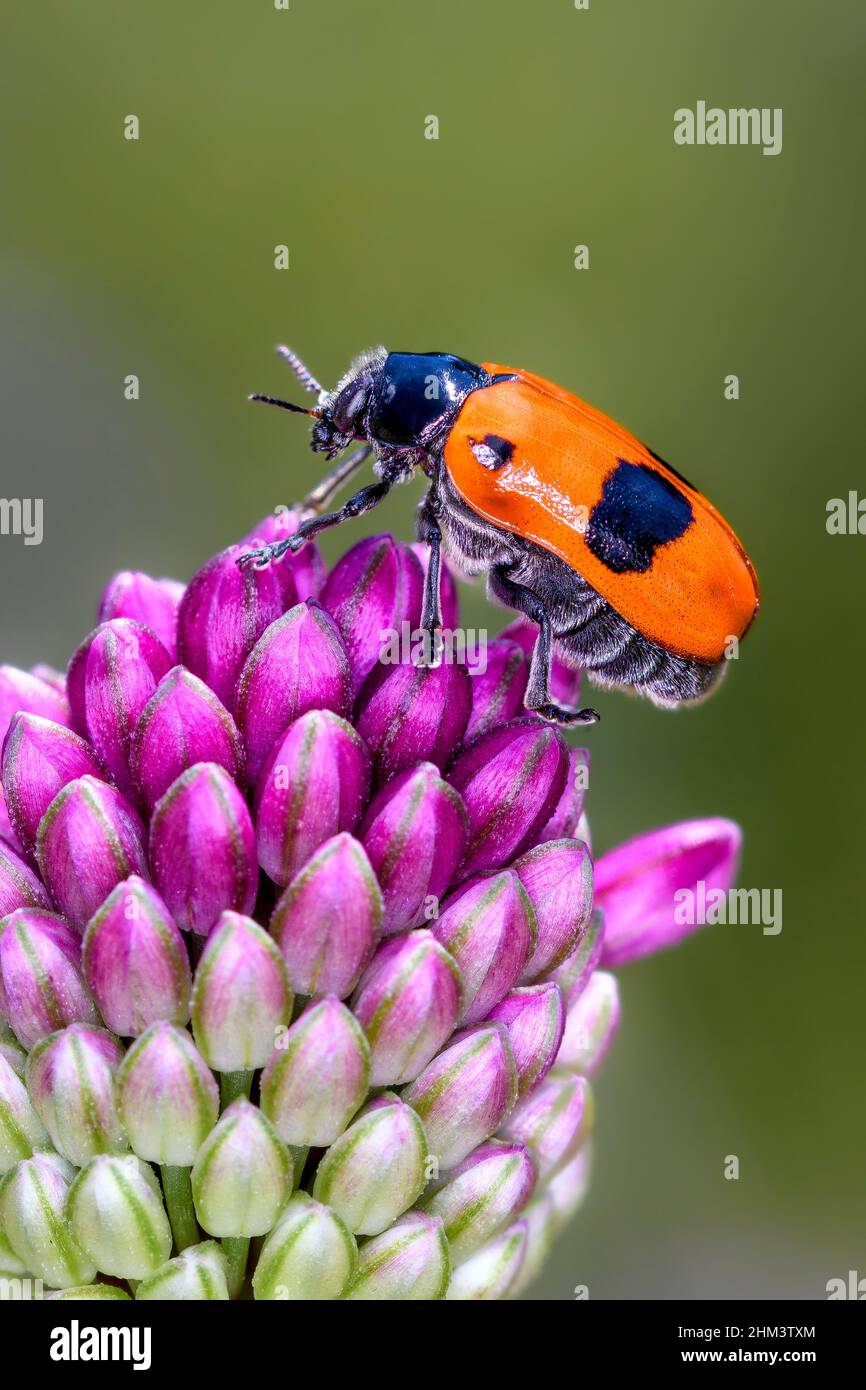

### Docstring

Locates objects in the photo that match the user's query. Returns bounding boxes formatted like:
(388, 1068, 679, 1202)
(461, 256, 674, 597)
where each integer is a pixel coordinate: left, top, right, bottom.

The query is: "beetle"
(239, 345, 760, 725)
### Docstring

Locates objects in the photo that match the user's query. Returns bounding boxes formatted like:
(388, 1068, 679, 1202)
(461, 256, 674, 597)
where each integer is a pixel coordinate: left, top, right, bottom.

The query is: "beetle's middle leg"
(488, 567, 600, 726)
(416, 468, 444, 666)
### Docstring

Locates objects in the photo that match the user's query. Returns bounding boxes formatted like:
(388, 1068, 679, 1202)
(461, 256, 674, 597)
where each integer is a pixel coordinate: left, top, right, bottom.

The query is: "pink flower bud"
(236, 601, 352, 784)
(536, 747, 591, 843)
(554, 970, 620, 1075)
(320, 534, 424, 692)
(359, 763, 468, 936)
(149, 763, 257, 935)
(0, 664, 72, 750)
(130, 666, 244, 810)
(191, 911, 292, 1071)
(447, 720, 569, 879)
(115, 1021, 219, 1165)
(513, 838, 594, 983)
(36, 777, 148, 931)
(355, 660, 472, 786)
(82, 876, 191, 1036)
(433, 872, 536, 1024)
(98, 572, 184, 661)
(0, 841, 51, 918)
(487, 982, 566, 1098)
(423, 1139, 535, 1264)
(270, 833, 382, 999)
(260, 997, 370, 1146)
(596, 818, 742, 966)
(253, 710, 370, 887)
(177, 544, 295, 713)
(67, 620, 173, 793)
(551, 907, 605, 1000)
(0, 910, 97, 1048)
(463, 639, 529, 746)
(402, 1022, 518, 1170)
(351, 930, 462, 1085)
(25, 1024, 127, 1167)
(2, 714, 107, 854)
(500, 1074, 593, 1183)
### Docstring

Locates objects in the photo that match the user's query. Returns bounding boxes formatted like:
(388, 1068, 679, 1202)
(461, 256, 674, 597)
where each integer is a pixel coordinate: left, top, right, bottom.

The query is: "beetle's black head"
(311, 346, 389, 459)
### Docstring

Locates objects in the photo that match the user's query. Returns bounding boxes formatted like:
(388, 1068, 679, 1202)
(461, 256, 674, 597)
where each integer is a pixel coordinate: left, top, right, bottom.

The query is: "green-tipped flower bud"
(0, 1155, 96, 1288)
(25, 1024, 126, 1167)
(445, 1219, 528, 1300)
(344, 1211, 451, 1301)
(260, 997, 369, 1147)
(0, 1223, 30, 1277)
(66, 1154, 172, 1279)
(403, 1023, 518, 1170)
(0, 1054, 49, 1173)
(423, 1139, 535, 1265)
(136, 1240, 230, 1301)
(115, 1022, 219, 1166)
(252, 1191, 357, 1301)
(191, 1098, 292, 1238)
(313, 1093, 428, 1236)
(47, 1283, 132, 1300)
(500, 1074, 593, 1183)
(191, 912, 292, 1072)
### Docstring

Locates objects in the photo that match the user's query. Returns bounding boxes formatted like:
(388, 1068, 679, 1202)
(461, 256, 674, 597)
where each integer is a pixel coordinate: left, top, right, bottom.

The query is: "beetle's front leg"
(416, 470, 444, 666)
(488, 567, 600, 726)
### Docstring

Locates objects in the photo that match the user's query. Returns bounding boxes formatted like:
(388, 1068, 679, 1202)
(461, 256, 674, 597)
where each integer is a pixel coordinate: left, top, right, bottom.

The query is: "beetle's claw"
(534, 703, 600, 727)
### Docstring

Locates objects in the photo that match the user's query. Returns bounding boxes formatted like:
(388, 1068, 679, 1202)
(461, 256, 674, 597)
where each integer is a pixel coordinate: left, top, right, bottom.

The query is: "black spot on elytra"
(586, 459, 693, 574)
(471, 434, 515, 469)
(646, 445, 697, 492)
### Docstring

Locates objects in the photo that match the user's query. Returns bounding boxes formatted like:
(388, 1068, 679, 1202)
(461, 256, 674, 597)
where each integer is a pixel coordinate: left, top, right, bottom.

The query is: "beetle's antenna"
(275, 345, 324, 397)
(248, 393, 322, 417)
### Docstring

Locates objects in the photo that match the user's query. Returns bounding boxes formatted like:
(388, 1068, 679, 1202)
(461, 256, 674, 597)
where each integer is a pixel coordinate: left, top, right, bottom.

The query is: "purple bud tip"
(501, 1073, 594, 1183)
(536, 747, 591, 844)
(555, 970, 620, 1075)
(447, 719, 569, 879)
(253, 710, 370, 888)
(236, 600, 353, 784)
(462, 639, 529, 746)
(177, 544, 296, 714)
(433, 871, 536, 1024)
(67, 620, 173, 795)
(82, 876, 191, 1037)
(0, 909, 97, 1049)
(596, 817, 743, 966)
(512, 838, 594, 982)
(130, 666, 244, 811)
(320, 534, 424, 692)
(486, 982, 566, 1098)
(351, 929, 462, 1085)
(36, 776, 148, 931)
(2, 714, 107, 855)
(241, 510, 325, 602)
(149, 762, 257, 936)
(359, 762, 468, 936)
(355, 659, 472, 786)
(271, 832, 382, 999)
(98, 572, 184, 662)
(0, 665, 72, 751)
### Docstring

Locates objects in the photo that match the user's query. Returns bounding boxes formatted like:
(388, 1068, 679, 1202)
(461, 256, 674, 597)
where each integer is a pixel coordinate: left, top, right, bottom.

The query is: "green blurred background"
(2, 0, 863, 1298)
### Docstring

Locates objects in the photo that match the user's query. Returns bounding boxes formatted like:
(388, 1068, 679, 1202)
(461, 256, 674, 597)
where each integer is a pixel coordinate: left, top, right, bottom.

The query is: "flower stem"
(161, 1165, 199, 1252)
(222, 1236, 250, 1298)
(220, 1070, 253, 1109)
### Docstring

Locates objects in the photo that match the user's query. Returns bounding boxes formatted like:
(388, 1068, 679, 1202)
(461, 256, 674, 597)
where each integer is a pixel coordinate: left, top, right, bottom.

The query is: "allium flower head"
(0, 518, 742, 1299)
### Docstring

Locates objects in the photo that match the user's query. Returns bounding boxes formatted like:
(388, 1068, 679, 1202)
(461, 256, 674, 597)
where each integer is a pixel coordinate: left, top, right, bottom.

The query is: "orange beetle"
(241, 347, 760, 724)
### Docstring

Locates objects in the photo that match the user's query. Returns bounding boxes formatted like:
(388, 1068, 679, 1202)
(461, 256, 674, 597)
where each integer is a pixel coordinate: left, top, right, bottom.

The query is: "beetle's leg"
(238, 472, 396, 569)
(416, 472, 444, 665)
(488, 567, 600, 726)
(301, 444, 373, 516)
